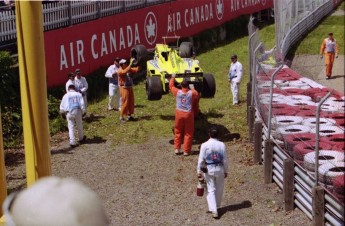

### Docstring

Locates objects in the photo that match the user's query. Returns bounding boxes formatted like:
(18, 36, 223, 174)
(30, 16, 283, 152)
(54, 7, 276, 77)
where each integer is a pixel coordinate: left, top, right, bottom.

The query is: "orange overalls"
(118, 65, 139, 118)
(320, 38, 339, 78)
(169, 78, 199, 153)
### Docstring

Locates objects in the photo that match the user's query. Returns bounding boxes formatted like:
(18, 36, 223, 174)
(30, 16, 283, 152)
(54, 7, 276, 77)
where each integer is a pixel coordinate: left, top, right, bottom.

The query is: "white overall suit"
(60, 90, 86, 145)
(197, 138, 228, 214)
(105, 64, 121, 110)
(228, 61, 243, 105)
(74, 76, 88, 112)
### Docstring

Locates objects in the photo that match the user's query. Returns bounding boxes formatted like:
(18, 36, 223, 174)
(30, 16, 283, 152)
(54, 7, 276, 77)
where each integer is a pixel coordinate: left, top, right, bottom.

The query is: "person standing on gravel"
(228, 54, 243, 105)
(320, 32, 339, 80)
(105, 57, 121, 111)
(169, 75, 199, 156)
(60, 84, 86, 147)
(197, 126, 228, 219)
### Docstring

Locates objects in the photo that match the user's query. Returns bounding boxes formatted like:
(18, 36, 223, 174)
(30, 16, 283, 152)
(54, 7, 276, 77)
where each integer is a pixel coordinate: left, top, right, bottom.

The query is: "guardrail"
(0, 0, 173, 44)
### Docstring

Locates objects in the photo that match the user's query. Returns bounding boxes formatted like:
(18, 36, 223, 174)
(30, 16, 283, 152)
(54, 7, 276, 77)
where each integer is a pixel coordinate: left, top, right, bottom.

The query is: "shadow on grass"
(331, 75, 345, 79)
(160, 115, 175, 121)
(218, 200, 252, 218)
(84, 114, 105, 123)
(81, 136, 106, 144)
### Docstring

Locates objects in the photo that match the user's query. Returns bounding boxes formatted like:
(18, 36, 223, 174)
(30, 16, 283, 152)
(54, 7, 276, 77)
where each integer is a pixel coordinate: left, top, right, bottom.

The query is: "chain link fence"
(247, 5, 344, 223)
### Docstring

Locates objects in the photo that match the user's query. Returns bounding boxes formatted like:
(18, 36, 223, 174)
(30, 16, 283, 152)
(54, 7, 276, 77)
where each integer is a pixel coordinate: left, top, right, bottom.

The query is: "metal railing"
(0, 0, 173, 44)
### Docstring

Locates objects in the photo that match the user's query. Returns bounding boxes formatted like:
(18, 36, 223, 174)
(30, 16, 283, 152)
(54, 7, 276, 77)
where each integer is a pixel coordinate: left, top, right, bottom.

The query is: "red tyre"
(284, 133, 316, 156)
(320, 134, 345, 147)
(296, 111, 327, 118)
(281, 88, 305, 95)
(326, 113, 345, 121)
(293, 141, 332, 161)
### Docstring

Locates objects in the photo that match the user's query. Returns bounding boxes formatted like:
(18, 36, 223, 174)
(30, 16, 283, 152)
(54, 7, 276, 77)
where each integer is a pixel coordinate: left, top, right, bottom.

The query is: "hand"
(320, 55, 323, 59)
(172, 73, 176, 78)
(224, 173, 228, 178)
(129, 58, 134, 66)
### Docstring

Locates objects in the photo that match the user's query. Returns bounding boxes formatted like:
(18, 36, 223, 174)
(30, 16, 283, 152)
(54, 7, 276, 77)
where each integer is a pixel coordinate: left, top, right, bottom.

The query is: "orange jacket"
(118, 65, 139, 86)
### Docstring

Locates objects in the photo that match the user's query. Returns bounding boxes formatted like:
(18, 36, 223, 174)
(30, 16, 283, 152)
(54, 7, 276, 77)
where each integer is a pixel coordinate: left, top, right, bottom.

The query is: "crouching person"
(60, 84, 86, 147)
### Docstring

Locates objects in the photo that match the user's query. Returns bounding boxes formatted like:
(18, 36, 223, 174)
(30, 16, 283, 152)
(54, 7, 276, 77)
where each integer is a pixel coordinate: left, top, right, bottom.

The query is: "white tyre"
(304, 150, 345, 172)
(286, 95, 312, 102)
(320, 105, 339, 113)
(310, 125, 344, 136)
(271, 116, 304, 130)
(302, 117, 336, 127)
(287, 100, 317, 107)
(275, 125, 311, 140)
(274, 80, 289, 87)
(288, 80, 307, 87)
(318, 162, 345, 185)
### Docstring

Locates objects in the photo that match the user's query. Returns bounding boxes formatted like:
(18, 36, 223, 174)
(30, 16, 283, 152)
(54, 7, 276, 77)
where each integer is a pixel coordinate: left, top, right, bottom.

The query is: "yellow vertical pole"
(0, 108, 7, 216)
(15, 1, 51, 186)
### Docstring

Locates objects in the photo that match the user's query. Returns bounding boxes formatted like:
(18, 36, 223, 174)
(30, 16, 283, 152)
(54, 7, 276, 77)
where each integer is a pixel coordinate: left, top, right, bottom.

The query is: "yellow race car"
(131, 38, 216, 100)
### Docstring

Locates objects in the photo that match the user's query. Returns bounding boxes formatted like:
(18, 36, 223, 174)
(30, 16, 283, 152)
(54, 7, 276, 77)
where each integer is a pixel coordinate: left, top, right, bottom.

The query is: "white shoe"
(212, 211, 218, 218)
(174, 149, 182, 155)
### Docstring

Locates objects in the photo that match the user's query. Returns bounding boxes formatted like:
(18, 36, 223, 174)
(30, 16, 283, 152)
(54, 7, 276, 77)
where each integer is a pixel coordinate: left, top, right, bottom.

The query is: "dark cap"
(209, 126, 219, 138)
(75, 69, 81, 74)
(114, 57, 120, 62)
(328, 32, 333, 36)
(231, 54, 237, 59)
(181, 79, 189, 88)
(68, 72, 74, 78)
(68, 84, 75, 90)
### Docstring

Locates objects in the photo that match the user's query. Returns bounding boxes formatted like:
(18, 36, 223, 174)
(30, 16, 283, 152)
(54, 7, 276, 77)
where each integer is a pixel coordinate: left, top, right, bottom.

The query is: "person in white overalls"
(60, 84, 86, 147)
(228, 54, 243, 105)
(105, 58, 121, 111)
(197, 126, 228, 219)
(74, 69, 88, 114)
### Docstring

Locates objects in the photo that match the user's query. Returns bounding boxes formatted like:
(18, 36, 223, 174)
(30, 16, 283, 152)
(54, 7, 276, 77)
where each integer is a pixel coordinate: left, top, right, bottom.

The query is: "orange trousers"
(174, 110, 194, 153)
(120, 87, 134, 117)
(324, 52, 335, 77)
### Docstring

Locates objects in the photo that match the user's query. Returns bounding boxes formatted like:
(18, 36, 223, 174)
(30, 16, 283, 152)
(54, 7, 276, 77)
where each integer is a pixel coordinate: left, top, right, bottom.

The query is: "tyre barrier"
(274, 80, 289, 87)
(311, 92, 339, 102)
(326, 113, 345, 121)
(288, 80, 308, 88)
(333, 144, 345, 152)
(259, 97, 287, 105)
(257, 81, 278, 89)
(296, 111, 327, 118)
(333, 175, 345, 196)
(275, 75, 299, 81)
(284, 133, 316, 156)
(319, 105, 339, 114)
(294, 105, 317, 112)
(272, 109, 298, 116)
(275, 125, 311, 141)
(318, 162, 345, 185)
(287, 100, 317, 107)
(258, 88, 285, 95)
(310, 125, 344, 136)
(320, 134, 345, 147)
(285, 95, 312, 101)
(325, 99, 345, 112)
(259, 93, 286, 100)
(304, 150, 345, 173)
(271, 116, 304, 129)
(280, 87, 306, 95)
(335, 119, 345, 128)
(302, 117, 336, 127)
(292, 141, 333, 162)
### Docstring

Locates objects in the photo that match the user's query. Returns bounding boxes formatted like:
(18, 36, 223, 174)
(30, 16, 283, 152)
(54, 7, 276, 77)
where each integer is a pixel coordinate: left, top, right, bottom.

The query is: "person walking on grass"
(169, 75, 199, 156)
(228, 54, 243, 105)
(60, 84, 86, 147)
(118, 58, 139, 122)
(320, 32, 339, 80)
(105, 57, 121, 111)
(197, 126, 228, 219)
(74, 69, 88, 114)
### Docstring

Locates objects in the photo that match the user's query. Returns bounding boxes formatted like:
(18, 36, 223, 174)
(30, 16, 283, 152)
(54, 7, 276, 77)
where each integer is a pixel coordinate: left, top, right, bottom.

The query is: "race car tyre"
(131, 45, 149, 66)
(202, 73, 216, 98)
(146, 76, 162, 100)
(179, 42, 193, 58)
(304, 150, 344, 172)
(292, 141, 332, 161)
(318, 162, 345, 185)
(302, 117, 336, 127)
(333, 175, 345, 195)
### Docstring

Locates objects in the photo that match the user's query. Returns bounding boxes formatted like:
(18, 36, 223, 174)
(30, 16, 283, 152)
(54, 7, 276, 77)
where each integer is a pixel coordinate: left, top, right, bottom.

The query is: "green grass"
(291, 2, 345, 55)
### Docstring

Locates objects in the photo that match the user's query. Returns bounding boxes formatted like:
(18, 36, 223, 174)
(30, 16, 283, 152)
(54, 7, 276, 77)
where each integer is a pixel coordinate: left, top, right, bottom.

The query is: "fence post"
(312, 186, 324, 226)
(247, 81, 252, 124)
(283, 159, 294, 211)
(248, 106, 255, 142)
(264, 139, 273, 184)
(253, 121, 262, 164)
(68, 1, 72, 26)
(95, 1, 100, 19)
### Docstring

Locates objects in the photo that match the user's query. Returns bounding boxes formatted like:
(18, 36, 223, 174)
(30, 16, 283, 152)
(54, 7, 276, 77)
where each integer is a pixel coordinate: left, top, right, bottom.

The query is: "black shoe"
(127, 116, 135, 121)
(70, 143, 78, 148)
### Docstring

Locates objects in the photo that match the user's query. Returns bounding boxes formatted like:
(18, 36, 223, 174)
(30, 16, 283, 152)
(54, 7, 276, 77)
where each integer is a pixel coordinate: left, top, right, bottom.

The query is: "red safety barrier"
(292, 141, 332, 161)
(284, 133, 316, 156)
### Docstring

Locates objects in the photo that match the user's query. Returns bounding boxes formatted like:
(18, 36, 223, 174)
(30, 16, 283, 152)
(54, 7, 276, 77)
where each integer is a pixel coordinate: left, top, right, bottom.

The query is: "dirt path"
(6, 130, 310, 225)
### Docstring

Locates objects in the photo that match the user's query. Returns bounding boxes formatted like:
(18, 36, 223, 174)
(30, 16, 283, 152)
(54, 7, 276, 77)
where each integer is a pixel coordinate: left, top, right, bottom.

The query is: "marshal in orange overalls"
(320, 33, 339, 79)
(118, 60, 139, 120)
(169, 77, 199, 155)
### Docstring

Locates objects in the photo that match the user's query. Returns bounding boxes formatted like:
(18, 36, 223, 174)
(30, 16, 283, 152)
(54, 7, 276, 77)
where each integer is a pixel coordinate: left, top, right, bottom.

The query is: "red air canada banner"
(44, 0, 273, 87)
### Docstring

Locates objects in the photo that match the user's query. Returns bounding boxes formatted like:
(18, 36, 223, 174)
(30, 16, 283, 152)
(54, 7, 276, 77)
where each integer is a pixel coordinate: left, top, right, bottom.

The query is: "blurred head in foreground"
(2, 176, 109, 226)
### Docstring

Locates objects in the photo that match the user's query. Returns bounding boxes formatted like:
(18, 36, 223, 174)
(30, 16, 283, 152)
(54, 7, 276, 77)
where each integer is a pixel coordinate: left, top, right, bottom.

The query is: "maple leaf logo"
(144, 12, 157, 45)
(216, 0, 224, 20)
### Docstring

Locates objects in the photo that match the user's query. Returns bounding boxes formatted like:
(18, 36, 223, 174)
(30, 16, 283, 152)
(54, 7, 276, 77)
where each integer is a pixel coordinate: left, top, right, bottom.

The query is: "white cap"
(119, 59, 126, 64)
(6, 176, 109, 226)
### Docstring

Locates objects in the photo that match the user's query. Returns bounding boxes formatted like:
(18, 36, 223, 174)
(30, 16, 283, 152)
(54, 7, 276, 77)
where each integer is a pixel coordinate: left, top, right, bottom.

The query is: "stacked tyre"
(333, 175, 345, 203)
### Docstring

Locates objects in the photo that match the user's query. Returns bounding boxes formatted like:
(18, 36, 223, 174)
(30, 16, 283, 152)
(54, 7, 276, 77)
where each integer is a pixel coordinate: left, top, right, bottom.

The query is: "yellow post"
(15, 1, 51, 186)
(0, 109, 7, 216)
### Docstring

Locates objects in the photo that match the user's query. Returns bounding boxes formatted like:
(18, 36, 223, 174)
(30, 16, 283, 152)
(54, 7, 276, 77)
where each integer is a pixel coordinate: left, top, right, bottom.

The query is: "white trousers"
(230, 80, 240, 104)
(204, 169, 225, 212)
(67, 109, 83, 145)
(108, 84, 121, 109)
